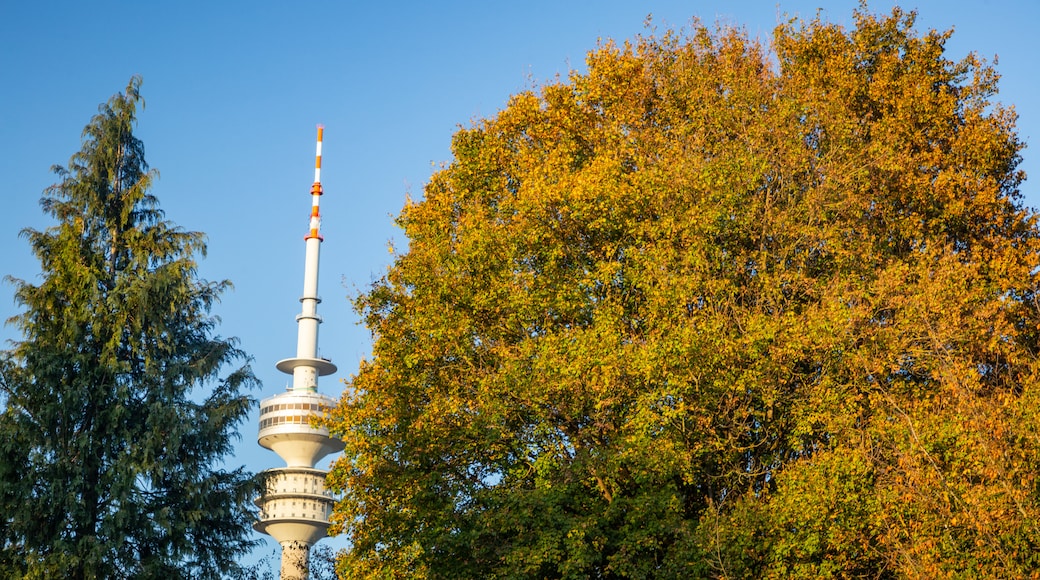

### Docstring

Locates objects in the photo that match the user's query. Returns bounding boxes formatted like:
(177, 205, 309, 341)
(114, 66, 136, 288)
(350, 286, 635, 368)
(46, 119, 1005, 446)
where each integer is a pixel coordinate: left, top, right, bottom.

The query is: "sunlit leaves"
(328, 6, 1040, 578)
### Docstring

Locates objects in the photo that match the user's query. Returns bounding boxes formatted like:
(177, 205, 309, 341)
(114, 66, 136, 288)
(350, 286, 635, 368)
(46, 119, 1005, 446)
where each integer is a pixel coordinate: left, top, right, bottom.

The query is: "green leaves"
(1, 78, 261, 579)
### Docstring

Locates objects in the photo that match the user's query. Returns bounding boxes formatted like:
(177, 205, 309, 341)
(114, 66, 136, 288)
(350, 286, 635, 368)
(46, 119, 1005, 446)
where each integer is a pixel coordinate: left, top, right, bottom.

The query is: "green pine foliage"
(0, 76, 261, 579)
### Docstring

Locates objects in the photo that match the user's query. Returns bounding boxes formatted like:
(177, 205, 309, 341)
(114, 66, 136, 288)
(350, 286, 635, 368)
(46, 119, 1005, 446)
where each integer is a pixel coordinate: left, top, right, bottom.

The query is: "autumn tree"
(326, 7, 1040, 578)
(0, 77, 261, 579)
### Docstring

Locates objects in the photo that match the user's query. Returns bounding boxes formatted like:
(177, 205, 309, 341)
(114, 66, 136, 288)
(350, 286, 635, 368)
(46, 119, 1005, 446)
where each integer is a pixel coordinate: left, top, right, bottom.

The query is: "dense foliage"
(327, 7, 1040, 578)
(0, 77, 261, 579)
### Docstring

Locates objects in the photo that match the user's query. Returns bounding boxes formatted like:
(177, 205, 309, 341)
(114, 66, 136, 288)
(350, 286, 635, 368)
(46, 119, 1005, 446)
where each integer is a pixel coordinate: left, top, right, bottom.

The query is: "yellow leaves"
(329, 6, 1040, 577)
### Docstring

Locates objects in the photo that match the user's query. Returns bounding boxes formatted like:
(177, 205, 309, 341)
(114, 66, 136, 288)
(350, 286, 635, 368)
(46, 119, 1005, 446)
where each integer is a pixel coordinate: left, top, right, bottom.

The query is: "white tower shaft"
(294, 238, 323, 391)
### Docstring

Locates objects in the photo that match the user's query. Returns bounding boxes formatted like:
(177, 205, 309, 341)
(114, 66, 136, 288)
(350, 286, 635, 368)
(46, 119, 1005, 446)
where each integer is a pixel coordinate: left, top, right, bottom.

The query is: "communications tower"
(255, 126, 344, 580)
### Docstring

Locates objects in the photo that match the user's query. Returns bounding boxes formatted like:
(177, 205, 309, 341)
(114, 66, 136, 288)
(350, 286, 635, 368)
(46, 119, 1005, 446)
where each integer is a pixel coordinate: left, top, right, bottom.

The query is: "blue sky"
(2, 0, 1038, 568)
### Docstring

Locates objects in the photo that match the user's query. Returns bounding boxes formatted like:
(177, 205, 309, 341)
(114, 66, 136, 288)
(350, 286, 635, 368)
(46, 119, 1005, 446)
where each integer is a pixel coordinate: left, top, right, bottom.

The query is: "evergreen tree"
(0, 76, 261, 579)
(326, 7, 1040, 578)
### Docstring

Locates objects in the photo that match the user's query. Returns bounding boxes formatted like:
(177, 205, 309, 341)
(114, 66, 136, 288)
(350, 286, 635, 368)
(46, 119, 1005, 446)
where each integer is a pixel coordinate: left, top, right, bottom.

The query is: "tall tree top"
(1, 77, 260, 579)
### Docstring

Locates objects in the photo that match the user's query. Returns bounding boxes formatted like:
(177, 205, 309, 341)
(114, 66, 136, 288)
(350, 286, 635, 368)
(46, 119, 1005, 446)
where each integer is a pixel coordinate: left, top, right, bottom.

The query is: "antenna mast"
(275, 125, 336, 391)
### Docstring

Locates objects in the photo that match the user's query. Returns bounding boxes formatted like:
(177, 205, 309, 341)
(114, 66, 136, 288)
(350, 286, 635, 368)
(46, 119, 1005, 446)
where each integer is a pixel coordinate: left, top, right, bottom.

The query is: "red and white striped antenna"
(306, 124, 324, 240)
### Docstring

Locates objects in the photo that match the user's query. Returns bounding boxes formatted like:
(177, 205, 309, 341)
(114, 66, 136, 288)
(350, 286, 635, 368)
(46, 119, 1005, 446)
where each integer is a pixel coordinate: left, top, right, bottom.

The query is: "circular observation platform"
(254, 466, 336, 546)
(258, 391, 344, 467)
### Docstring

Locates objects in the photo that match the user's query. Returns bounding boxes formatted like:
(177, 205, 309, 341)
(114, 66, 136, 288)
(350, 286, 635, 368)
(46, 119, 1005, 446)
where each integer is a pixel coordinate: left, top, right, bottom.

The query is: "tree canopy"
(0, 77, 261, 579)
(326, 7, 1040, 578)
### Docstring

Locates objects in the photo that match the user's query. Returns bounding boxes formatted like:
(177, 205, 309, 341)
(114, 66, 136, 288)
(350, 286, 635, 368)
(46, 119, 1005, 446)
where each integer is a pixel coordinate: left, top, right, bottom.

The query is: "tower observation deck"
(255, 126, 344, 580)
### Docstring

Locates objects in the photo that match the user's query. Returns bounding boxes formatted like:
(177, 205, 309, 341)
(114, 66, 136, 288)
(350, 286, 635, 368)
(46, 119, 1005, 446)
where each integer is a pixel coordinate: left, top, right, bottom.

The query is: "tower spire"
(276, 125, 336, 392)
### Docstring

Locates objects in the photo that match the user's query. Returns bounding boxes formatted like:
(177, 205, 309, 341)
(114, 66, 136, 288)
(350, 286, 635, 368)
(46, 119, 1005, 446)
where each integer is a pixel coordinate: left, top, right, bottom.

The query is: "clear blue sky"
(2, 0, 1038, 568)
